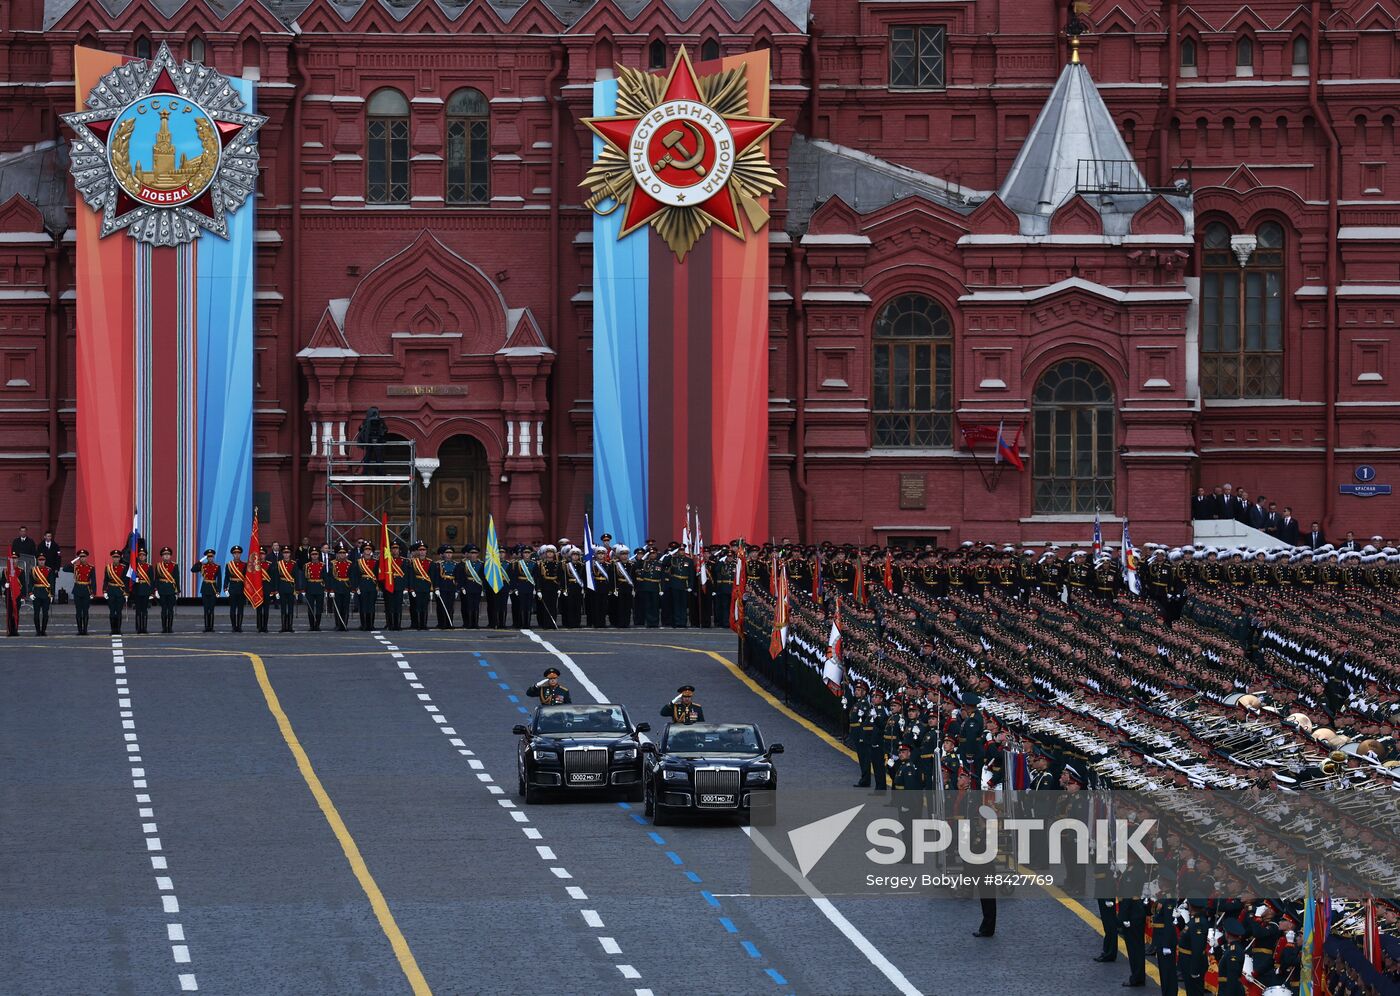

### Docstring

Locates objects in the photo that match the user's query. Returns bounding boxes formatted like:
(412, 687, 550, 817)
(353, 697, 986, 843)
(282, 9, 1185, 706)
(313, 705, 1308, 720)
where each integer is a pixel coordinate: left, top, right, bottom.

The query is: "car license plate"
(569, 772, 603, 784)
(701, 793, 736, 805)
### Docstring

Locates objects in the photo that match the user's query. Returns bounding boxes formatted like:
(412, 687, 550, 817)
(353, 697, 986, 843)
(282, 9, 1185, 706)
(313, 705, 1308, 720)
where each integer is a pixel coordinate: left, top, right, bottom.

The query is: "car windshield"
(665, 724, 762, 754)
(534, 705, 629, 735)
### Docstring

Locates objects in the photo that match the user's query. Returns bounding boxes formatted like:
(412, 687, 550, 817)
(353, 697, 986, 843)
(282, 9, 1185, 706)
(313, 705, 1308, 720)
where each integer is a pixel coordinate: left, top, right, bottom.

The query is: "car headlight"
(532, 749, 559, 762)
(614, 747, 637, 761)
(745, 769, 772, 784)
(662, 768, 689, 782)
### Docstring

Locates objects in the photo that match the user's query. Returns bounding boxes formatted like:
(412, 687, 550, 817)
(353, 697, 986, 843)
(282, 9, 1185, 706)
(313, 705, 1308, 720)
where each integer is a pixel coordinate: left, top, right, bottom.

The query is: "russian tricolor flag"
(125, 508, 141, 581)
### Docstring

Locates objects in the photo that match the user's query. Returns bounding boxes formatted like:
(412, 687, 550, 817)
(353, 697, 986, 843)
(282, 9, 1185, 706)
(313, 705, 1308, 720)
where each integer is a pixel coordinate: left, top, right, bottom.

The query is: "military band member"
(381, 541, 406, 631)
(191, 549, 220, 632)
(526, 666, 572, 704)
(1215, 919, 1248, 996)
(354, 546, 379, 631)
(327, 547, 353, 631)
(129, 548, 153, 634)
(275, 548, 299, 632)
(661, 685, 704, 723)
(154, 547, 179, 633)
(103, 549, 128, 636)
(30, 553, 54, 635)
(432, 546, 459, 629)
(459, 546, 485, 628)
(225, 545, 248, 632)
(1178, 899, 1210, 996)
(407, 544, 433, 630)
(69, 549, 95, 635)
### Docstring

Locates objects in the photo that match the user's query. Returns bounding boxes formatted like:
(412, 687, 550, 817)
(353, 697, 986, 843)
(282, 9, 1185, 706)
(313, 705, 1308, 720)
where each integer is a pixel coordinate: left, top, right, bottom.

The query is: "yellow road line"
(660, 642, 1159, 985)
(156, 647, 432, 995)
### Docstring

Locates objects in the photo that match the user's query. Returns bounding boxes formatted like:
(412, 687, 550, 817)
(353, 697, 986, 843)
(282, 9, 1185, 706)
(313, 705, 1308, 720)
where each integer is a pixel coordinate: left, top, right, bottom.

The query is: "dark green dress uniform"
(1214, 922, 1248, 996)
(536, 557, 562, 630)
(1177, 904, 1210, 996)
(302, 556, 326, 631)
(710, 556, 734, 628)
(510, 556, 537, 629)
(353, 554, 379, 631)
(191, 554, 221, 632)
(69, 557, 96, 635)
(433, 552, 459, 629)
(129, 559, 153, 634)
(154, 554, 180, 633)
(637, 558, 663, 628)
(1248, 912, 1280, 986)
(526, 669, 572, 704)
(225, 552, 248, 632)
(1149, 899, 1179, 996)
(859, 696, 890, 789)
(661, 686, 704, 723)
(103, 558, 128, 635)
(1119, 895, 1148, 986)
(665, 554, 696, 628)
(275, 556, 299, 632)
(381, 553, 405, 631)
(327, 555, 354, 631)
(407, 553, 433, 630)
(30, 561, 54, 635)
(459, 554, 485, 628)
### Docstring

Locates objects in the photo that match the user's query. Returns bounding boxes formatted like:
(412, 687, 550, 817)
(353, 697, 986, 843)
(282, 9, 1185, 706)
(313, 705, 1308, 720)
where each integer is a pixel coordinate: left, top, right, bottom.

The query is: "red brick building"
(1, 0, 1396, 549)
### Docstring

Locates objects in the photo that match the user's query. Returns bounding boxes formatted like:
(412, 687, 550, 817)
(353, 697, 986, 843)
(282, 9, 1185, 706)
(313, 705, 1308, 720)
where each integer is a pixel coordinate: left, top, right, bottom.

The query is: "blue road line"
(685, 871, 702, 883)
(718, 918, 738, 934)
(617, 802, 631, 810)
(472, 652, 481, 658)
(507, 694, 519, 703)
(664, 851, 683, 866)
(497, 682, 510, 690)
(647, 832, 665, 846)
(765, 969, 788, 986)
(701, 891, 720, 908)
(487, 671, 498, 679)
(517, 706, 530, 714)
(631, 813, 648, 825)
(742, 941, 762, 959)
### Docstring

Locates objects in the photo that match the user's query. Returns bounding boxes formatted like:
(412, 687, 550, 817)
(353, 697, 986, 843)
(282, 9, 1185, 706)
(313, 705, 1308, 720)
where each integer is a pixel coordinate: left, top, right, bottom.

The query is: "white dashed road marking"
(109, 637, 198, 992)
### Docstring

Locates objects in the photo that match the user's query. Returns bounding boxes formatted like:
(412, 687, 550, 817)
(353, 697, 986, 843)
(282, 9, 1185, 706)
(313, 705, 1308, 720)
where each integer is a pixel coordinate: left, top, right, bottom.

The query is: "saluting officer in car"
(661, 685, 704, 723)
(526, 666, 572, 705)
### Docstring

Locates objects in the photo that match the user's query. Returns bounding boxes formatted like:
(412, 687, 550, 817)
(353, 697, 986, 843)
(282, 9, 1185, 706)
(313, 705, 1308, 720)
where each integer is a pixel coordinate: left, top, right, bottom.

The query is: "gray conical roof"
(997, 60, 1143, 219)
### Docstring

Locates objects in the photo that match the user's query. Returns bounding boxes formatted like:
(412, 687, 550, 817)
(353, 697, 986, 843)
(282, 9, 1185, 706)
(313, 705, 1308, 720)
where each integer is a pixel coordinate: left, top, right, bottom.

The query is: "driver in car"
(719, 727, 752, 752)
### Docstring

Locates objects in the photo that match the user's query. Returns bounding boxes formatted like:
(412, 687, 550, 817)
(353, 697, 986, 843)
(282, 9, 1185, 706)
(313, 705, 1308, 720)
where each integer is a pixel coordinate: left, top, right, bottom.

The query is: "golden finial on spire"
(1067, 0, 1090, 65)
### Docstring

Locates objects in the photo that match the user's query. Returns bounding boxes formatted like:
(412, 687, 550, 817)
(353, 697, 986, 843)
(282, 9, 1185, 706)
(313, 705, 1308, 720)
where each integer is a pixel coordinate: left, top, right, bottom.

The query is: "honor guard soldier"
(609, 546, 634, 629)
(661, 685, 704, 723)
(890, 740, 923, 791)
(1149, 877, 1179, 996)
(1118, 871, 1149, 988)
(665, 549, 696, 628)
(353, 545, 379, 631)
(863, 688, 891, 790)
(381, 541, 406, 631)
(432, 547, 459, 629)
(154, 547, 179, 633)
(506, 547, 534, 628)
(30, 553, 54, 635)
(636, 551, 664, 628)
(103, 549, 128, 635)
(225, 545, 248, 632)
(534, 546, 561, 629)
(1178, 899, 1210, 996)
(129, 548, 153, 634)
(68, 550, 96, 635)
(1215, 919, 1248, 996)
(560, 548, 586, 628)
(407, 543, 433, 630)
(526, 667, 572, 704)
(327, 547, 354, 631)
(275, 548, 299, 632)
(191, 549, 220, 632)
(710, 547, 735, 627)
(302, 548, 326, 631)
(250, 550, 273, 633)
(586, 548, 611, 628)
(3, 557, 18, 636)
(458, 546, 485, 628)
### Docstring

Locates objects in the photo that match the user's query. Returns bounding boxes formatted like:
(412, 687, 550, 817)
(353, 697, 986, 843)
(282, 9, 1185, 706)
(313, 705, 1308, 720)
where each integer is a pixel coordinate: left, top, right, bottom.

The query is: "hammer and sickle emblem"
(653, 121, 708, 177)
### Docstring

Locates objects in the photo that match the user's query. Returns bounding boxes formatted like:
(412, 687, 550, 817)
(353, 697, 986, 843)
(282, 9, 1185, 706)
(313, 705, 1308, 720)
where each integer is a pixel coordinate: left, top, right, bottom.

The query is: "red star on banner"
(584, 49, 781, 242)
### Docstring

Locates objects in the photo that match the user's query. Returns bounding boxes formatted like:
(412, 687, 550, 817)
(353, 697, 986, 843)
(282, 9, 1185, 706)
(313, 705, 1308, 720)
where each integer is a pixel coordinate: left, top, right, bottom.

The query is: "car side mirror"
(512, 724, 528, 736)
(640, 742, 657, 754)
(634, 722, 650, 734)
(768, 744, 785, 755)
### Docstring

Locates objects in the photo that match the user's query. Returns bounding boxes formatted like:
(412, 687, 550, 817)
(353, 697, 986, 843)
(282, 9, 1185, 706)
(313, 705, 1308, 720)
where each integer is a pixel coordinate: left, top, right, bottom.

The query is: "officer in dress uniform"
(660, 685, 704, 723)
(863, 688, 891, 790)
(129, 548, 153, 634)
(586, 548, 611, 628)
(275, 547, 299, 632)
(1178, 898, 1210, 996)
(225, 545, 248, 632)
(1118, 868, 1149, 988)
(103, 549, 128, 635)
(711, 547, 735, 628)
(30, 553, 54, 635)
(610, 545, 635, 629)
(459, 545, 485, 628)
(67, 550, 95, 635)
(890, 741, 924, 861)
(636, 551, 663, 628)
(327, 546, 354, 631)
(407, 543, 433, 630)
(302, 547, 326, 631)
(560, 548, 585, 628)
(536, 546, 562, 630)
(154, 547, 179, 634)
(432, 546, 459, 629)
(381, 541, 405, 631)
(665, 549, 696, 628)
(1215, 919, 1248, 996)
(526, 667, 572, 704)
(191, 549, 220, 632)
(1149, 875, 1179, 996)
(353, 544, 379, 631)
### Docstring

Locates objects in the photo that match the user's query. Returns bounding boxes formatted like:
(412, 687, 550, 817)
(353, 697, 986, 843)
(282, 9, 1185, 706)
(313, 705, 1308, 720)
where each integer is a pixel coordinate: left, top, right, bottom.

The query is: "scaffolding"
(323, 438, 419, 552)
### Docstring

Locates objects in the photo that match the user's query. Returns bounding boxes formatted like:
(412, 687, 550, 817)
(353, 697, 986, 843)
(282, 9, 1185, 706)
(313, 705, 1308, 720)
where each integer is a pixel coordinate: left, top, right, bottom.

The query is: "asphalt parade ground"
(2, 617, 1153, 996)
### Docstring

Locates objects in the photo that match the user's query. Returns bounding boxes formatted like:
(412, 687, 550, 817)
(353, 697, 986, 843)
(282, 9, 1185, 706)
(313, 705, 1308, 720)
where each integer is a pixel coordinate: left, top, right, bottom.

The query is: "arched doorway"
(421, 435, 490, 551)
(1031, 360, 1116, 514)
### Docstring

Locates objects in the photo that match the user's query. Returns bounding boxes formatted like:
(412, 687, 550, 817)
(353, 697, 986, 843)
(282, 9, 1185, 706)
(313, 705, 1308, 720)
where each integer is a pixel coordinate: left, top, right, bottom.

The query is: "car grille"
(694, 767, 740, 808)
(563, 747, 609, 786)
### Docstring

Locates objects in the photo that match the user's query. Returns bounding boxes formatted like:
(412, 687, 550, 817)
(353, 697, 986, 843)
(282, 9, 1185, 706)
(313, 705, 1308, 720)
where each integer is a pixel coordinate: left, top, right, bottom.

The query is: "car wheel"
(652, 804, 671, 827)
(524, 781, 542, 805)
(643, 785, 655, 818)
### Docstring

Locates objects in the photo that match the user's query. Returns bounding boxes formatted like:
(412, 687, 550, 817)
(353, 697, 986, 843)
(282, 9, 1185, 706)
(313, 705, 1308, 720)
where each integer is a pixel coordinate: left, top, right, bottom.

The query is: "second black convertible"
(642, 722, 782, 825)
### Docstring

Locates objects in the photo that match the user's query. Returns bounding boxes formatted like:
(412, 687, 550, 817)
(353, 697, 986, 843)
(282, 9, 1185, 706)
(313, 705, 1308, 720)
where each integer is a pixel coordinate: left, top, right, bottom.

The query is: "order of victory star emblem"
(62, 43, 266, 247)
(582, 48, 783, 259)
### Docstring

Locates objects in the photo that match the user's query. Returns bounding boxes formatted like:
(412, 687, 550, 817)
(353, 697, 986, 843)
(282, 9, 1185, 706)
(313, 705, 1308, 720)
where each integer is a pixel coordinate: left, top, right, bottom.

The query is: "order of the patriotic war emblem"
(582, 48, 783, 259)
(62, 43, 265, 247)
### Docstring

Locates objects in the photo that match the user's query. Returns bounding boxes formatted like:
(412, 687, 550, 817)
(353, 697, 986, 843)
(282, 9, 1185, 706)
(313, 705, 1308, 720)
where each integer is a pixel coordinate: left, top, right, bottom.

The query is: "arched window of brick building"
(446, 88, 490, 205)
(1292, 36, 1310, 76)
(1201, 221, 1284, 399)
(648, 39, 667, 69)
(1032, 361, 1115, 514)
(701, 38, 721, 62)
(366, 88, 410, 204)
(871, 294, 953, 447)
(1235, 37, 1254, 77)
(189, 36, 206, 64)
(135, 35, 151, 59)
(1179, 38, 1197, 76)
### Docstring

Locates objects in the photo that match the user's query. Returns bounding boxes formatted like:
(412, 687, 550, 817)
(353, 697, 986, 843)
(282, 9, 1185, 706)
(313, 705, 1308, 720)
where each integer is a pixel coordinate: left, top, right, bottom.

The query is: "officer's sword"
(433, 588, 455, 627)
(534, 589, 559, 629)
